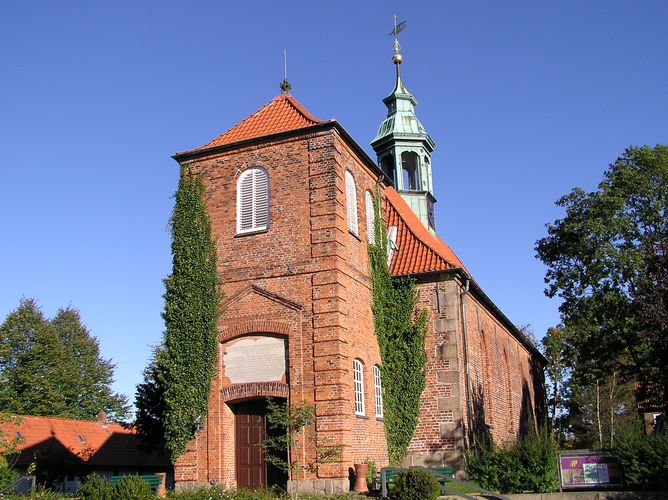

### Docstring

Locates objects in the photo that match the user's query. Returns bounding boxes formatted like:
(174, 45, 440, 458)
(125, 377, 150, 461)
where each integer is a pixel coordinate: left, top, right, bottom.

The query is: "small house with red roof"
(169, 42, 545, 494)
(1, 414, 172, 493)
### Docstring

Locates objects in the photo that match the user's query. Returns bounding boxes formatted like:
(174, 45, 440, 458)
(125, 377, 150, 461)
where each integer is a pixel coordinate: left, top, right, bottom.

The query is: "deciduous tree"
(0, 299, 129, 421)
(536, 145, 668, 411)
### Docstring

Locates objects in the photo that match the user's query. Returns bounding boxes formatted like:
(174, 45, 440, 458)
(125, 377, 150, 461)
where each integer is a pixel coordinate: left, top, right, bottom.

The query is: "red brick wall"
(408, 274, 543, 468)
(173, 127, 388, 487)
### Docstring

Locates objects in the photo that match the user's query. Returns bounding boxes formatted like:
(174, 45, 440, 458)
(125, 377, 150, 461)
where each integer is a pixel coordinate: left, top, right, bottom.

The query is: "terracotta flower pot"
(353, 462, 369, 493)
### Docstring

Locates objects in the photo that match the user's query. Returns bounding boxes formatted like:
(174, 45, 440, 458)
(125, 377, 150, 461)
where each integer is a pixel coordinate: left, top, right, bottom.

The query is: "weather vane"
(389, 14, 406, 65)
(279, 49, 291, 93)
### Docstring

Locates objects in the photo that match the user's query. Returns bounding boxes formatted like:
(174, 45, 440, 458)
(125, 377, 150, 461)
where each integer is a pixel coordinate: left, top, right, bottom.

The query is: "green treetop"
(0, 298, 129, 421)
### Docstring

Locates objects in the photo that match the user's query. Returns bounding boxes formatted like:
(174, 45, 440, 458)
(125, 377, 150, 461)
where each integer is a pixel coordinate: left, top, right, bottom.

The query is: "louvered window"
(365, 191, 375, 244)
(345, 171, 358, 235)
(354, 359, 365, 416)
(237, 168, 269, 234)
(374, 365, 383, 418)
(387, 225, 398, 266)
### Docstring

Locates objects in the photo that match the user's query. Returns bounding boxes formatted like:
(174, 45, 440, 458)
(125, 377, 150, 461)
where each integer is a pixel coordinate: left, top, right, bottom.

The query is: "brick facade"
(169, 94, 545, 491)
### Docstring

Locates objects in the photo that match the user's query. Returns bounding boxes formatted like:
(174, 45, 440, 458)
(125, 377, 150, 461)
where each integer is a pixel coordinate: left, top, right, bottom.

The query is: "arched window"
(386, 225, 398, 266)
(373, 365, 383, 418)
(401, 151, 419, 191)
(237, 168, 269, 234)
(345, 170, 358, 235)
(381, 154, 396, 185)
(353, 359, 365, 415)
(365, 190, 375, 244)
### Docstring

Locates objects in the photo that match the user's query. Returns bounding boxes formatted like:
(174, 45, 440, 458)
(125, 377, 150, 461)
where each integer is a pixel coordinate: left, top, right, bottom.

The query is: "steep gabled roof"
(183, 93, 326, 153)
(384, 187, 468, 275)
(1, 415, 169, 468)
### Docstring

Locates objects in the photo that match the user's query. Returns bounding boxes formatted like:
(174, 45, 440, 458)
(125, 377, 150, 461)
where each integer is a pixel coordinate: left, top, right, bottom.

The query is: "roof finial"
(279, 49, 291, 93)
(389, 15, 406, 70)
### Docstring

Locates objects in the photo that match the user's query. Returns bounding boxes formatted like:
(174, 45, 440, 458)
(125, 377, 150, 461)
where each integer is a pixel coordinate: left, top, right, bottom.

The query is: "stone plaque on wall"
(222, 335, 288, 384)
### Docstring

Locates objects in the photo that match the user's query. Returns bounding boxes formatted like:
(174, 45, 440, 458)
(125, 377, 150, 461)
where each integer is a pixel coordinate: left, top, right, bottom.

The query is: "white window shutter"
(365, 191, 375, 244)
(387, 225, 398, 266)
(237, 168, 269, 233)
(345, 171, 358, 235)
(253, 170, 269, 229)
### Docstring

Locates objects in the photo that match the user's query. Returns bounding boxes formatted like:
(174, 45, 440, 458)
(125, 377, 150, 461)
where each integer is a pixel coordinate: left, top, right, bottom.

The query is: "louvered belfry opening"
(345, 170, 358, 235)
(237, 168, 269, 233)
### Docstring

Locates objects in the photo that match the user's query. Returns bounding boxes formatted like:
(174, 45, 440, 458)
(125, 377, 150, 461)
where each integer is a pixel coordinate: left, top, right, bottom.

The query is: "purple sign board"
(559, 452, 623, 489)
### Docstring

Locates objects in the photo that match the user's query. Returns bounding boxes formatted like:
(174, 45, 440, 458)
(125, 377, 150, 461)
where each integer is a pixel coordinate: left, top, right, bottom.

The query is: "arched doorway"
(231, 397, 288, 489)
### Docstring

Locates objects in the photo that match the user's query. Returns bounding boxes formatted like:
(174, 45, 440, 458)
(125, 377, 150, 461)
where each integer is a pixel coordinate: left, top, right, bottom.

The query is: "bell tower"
(371, 17, 437, 233)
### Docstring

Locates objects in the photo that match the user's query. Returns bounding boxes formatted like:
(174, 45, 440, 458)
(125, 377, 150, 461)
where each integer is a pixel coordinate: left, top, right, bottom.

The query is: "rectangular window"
(354, 359, 365, 416)
(374, 365, 383, 418)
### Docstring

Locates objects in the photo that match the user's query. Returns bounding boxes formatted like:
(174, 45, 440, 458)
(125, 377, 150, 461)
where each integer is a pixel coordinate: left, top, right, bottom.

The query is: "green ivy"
(136, 166, 221, 462)
(368, 188, 428, 465)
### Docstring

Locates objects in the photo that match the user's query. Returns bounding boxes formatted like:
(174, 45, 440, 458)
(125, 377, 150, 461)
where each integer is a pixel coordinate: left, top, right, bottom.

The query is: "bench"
(381, 466, 509, 500)
(109, 475, 162, 495)
(380, 467, 453, 498)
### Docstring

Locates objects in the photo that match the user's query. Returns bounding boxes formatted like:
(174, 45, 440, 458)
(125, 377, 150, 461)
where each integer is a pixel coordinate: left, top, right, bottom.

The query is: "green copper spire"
(372, 17, 438, 233)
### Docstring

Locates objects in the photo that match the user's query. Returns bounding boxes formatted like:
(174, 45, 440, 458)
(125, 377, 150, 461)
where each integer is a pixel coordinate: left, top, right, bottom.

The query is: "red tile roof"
(1, 415, 169, 468)
(185, 93, 326, 153)
(384, 187, 468, 275)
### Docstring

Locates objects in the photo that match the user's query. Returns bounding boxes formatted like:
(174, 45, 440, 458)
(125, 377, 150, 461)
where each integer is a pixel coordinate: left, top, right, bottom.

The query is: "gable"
(180, 93, 327, 154)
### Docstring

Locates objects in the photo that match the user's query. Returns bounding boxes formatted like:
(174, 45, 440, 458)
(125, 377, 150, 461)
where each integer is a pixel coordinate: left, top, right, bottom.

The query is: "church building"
(170, 36, 545, 494)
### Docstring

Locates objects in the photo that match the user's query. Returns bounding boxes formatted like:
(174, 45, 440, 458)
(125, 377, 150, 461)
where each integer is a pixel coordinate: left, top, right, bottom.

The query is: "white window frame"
(387, 225, 398, 266)
(374, 365, 383, 418)
(345, 170, 358, 236)
(353, 359, 365, 416)
(236, 168, 269, 234)
(365, 190, 375, 244)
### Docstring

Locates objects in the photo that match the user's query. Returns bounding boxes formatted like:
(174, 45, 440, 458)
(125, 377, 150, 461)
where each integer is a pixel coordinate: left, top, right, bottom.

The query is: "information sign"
(558, 452, 623, 489)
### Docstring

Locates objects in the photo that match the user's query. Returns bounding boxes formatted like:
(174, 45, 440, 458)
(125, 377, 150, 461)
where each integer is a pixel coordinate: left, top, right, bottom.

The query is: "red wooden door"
(235, 413, 266, 488)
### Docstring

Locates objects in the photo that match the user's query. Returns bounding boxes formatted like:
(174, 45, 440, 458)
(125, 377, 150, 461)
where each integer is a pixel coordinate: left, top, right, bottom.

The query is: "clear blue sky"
(1, 1, 667, 414)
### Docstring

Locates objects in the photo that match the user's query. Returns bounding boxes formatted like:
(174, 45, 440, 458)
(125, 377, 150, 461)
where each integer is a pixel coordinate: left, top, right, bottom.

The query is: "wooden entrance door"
(235, 411, 266, 488)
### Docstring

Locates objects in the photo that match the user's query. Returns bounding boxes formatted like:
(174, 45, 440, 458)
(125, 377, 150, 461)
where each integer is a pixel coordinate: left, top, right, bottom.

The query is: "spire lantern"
(372, 17, 438, 234)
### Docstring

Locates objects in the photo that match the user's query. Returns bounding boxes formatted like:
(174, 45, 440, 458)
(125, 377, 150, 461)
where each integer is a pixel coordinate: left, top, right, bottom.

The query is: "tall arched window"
(401, 151, 419, 191)
(237, 168, 269, 234)
(345, 170, 358, 235)
(373, 365, 383, 418)
(353, 359, 365, 415)
(365, 190, 375, 244)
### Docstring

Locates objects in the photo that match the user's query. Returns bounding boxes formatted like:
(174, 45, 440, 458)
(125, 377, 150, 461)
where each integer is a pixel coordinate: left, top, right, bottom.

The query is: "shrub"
(167, 485, 232, 499)
(466, 431, 559, 493)
(167, 485, 225, 499)
(363, 458, 377, 489)
(0, 456, 19, 492)
(613, 424, 668, 490)
(78, 474, 114, 500)
(227, 488, 275, 500)
(112, 475, 153, 499)
(391, 468, 440, 500)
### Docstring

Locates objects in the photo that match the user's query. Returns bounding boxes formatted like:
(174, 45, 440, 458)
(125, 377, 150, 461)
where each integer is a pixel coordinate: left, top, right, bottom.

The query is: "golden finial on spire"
(389, 15, 406, 65)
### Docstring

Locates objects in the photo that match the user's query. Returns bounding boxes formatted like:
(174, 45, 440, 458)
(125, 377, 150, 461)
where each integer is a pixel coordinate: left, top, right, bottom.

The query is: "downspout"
(460, 277, 474, 449)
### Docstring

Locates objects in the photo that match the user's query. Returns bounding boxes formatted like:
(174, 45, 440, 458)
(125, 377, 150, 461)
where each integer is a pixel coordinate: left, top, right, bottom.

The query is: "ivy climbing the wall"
(368, 188, 428, 465)
(135, 166, 221, 462)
